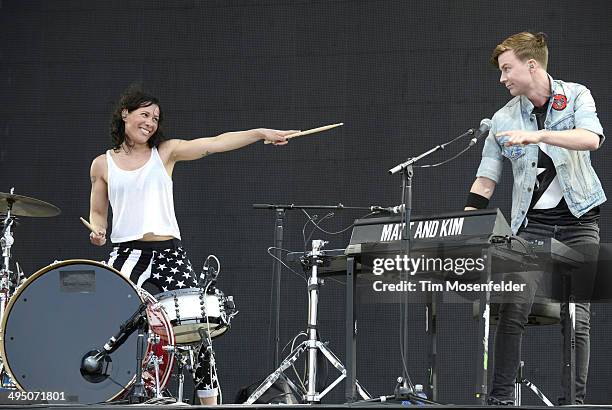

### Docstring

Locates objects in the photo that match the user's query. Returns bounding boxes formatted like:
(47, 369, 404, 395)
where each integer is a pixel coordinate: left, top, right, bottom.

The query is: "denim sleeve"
(475, 129, 503, 183)
(574, 87, 605, 147)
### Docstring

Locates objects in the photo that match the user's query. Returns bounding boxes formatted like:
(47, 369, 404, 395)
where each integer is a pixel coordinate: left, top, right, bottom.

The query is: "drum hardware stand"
(146, 334, 164, 399)
(0, 189, 17, 388)
(252, 203, 374, 371)
(514, 361, 553, 406)
(176, 352, 187, 403)
(1, 188, 29, 388)
(0, 188, 59, 319)
(0, 188, 60, 317)
(1, 191, 17, 317)
(128, 316, 149, 403)
(167, 341, 220, 405)
(246, 239, 370, 404)
(162, 345, 185, 403)
(165, 344, 197, 404)
(148, 354, 162, 398)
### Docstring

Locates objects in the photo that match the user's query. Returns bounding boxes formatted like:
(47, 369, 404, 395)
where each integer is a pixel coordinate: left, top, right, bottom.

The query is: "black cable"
(266, 247, 308, 283)
(302, 210, 335, 250)
(301, 209, 379, 252)
(418, 145, 472, 168)
(509, 235, 534, 256)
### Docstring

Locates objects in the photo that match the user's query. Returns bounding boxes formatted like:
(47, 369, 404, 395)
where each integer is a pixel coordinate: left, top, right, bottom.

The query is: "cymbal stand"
(0, 220, 14, 315)
(246, 239, 370, 404)
(0, 190, 17, 387)
(1, 191, 17, 314)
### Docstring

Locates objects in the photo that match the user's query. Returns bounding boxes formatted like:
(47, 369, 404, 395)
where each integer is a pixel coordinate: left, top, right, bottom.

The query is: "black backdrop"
(1, 0, 612, 404)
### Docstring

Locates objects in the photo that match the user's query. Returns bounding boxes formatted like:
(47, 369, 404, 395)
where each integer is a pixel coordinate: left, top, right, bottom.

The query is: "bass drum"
(0, 260, 174, 404)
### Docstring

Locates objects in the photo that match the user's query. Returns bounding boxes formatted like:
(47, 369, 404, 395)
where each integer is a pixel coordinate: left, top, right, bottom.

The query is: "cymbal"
(0, 192, 61, 217)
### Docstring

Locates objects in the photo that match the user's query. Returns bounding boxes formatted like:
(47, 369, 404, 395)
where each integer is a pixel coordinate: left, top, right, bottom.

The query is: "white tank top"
(106, 147, 181, 243)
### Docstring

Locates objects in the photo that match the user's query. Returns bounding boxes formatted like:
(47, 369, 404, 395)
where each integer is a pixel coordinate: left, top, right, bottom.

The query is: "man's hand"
(496, 130, 543, 146)
(90, 228, 107, 246)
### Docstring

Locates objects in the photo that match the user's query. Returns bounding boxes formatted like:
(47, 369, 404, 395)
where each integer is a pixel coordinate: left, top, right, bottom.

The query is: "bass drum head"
(1, 260, 146, 404)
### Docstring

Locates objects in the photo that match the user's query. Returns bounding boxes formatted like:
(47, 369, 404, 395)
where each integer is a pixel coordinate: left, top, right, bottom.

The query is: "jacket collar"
(520, 73, 559, 115)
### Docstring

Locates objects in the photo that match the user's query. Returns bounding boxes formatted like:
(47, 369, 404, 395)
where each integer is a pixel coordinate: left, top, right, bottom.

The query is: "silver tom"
(155, 287, 235, 344)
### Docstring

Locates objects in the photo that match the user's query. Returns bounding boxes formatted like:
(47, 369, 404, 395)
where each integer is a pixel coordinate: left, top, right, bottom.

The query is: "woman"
(89, 87, 295, 404)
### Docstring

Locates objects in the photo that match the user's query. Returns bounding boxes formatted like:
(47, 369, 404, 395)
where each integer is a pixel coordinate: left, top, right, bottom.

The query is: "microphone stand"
(388, 129, 473, 175)
(80, 302, 148, 400)
(252, 203, 371, 371)
(129, 315, 149, 403)
(383, 128, 479, 404)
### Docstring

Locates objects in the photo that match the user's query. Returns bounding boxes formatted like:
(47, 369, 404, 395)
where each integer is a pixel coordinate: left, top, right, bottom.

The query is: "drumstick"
(264, 123, 343, 144)
(80, 217, 98, 233)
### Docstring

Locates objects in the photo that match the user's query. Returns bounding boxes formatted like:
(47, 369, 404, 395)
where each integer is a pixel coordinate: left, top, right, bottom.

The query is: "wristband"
(465, 192, 489, 209)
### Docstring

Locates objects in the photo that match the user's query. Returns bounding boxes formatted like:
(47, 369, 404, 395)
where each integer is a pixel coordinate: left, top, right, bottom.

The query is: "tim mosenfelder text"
(372, 280, 526, 292)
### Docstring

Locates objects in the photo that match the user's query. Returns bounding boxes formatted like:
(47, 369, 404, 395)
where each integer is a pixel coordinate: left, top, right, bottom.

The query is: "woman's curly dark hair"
(110, 87, 167, 151)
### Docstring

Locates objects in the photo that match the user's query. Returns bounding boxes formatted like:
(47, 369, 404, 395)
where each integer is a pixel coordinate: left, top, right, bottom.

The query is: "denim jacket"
(476, 76, 606, 234)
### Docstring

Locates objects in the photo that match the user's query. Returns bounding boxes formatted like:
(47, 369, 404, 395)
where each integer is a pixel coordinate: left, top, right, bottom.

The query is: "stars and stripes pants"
(108, 239, 219, 399)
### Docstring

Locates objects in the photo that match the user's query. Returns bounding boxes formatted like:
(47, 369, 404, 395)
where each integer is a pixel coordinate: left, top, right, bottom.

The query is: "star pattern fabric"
(108, 241, 218, 398)
(193, 345, 219, 395)
(140, 246, 200, 292)
(149, 248, 218, 395)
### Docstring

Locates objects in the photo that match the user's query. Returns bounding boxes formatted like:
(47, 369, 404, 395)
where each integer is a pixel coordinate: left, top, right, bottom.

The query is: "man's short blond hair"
(491, 32, 548, 70)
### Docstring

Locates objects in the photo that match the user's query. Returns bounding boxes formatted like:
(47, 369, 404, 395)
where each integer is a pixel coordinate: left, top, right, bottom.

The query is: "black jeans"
(490, 220, 600, 404)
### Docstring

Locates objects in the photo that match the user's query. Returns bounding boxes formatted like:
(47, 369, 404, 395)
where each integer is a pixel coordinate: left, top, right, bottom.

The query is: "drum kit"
(0, 189, 237, 404)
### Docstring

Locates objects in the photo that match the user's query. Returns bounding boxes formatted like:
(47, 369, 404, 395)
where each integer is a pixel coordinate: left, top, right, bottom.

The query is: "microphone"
(80, 348, 110, 383)
(371, 204, 405, 214)
(201, 258, 213, 285)
(80, 303, 146, 377)
(469, 118, 492, 146)
(200, 255, 220, 287)
(82, 352, 104, 373)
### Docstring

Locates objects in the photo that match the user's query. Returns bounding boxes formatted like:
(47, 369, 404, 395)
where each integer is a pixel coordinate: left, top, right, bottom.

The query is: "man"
(465, 32, 605, 405)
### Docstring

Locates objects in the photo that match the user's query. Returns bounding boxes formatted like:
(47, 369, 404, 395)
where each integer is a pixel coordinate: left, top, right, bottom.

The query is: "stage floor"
(0, 404, 611, 409)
